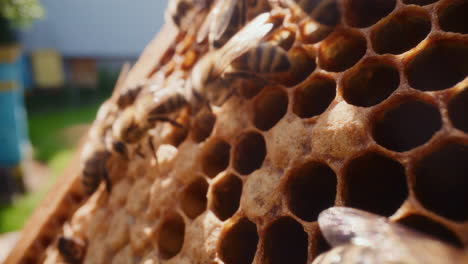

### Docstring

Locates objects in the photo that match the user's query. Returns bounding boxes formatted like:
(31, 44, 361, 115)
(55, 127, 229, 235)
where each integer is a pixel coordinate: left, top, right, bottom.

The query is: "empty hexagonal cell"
(253, 88, 288, 131)
(310, 0, 341, 27)
(218, 218, 259, 264)
(438, 0, 468, 34)
(397, 214, 463, 248)
(233, 132, 266, 175)
(286, 162, 337, 222)
(318, 29, 367, 72)
(293, 74, 336, 118)
(448, 86, 468, 133)
(181, 177, 209, 219)
(191, 111, 216, 143)
(371, 7, 431, 55)
(158, 213, 185, 259)
(343, 151, 408, 216)
(292, 0, 340, 26)
(210, 174, 243, 221)
(262, 217, 308, 264)
(403, 0, 439, 5)
(372, 98, 442, 152)
(345, 0, 396, 28)
(284, 46, 317, 86)
(201, 139, 231, 178)
(414, 142, 468, 221)
(342, 59, 400, 107)
(406, 38, 468, 91)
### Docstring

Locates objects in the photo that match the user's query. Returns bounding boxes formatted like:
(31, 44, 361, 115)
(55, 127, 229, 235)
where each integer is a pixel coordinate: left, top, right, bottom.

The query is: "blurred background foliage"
(0, 0, 44, 28)
(0, 70, 118, 233)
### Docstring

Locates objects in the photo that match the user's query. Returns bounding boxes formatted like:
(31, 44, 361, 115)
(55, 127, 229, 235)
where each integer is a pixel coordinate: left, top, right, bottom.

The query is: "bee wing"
(111, 62, 130, 99)
(318, 207, 467, 264)
(213, 12, 273, 74)
(197, 0, 238, 44)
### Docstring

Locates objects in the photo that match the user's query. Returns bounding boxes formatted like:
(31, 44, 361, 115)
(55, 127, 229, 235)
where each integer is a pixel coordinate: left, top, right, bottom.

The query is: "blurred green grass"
(0, 69, 119, 233)
(0, 104, 100, 233)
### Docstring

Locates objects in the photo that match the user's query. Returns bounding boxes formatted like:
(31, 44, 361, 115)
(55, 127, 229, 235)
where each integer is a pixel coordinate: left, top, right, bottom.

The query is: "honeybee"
(133, 11, 291, 134)
(197, 0, 271, 48)
(116, 84, 143, 110)
(313, 207, 468, 264)
(190, 12, 290, 106)
(80, 141, 111, 194)
(57, 235, 87, 264)
(166, 0, 211, 29)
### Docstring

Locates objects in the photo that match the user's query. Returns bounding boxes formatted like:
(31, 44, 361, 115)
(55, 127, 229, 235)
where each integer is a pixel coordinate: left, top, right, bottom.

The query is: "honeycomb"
(7, 0, 468, 263)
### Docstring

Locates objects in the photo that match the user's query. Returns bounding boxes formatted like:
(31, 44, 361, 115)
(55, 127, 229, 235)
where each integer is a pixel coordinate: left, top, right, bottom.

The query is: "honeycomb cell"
(344, 0, 396, 28)
(311, 0, 340, 27)
(218, 218, 259, 264)
(263, 217, 308, 264)
(342, 59, 400, 107)
(293, 74, 336, 118)
(158, 213, 185, 259)
(448, 86, 468, 133)
(406, 38, 468, 91)
(403, 0, 439, 5)
(318, 29, 367, 72)
(286, 162, 337, 222)
(414, 142, 468, 221)
(233, 132, 266, 175)
(253, 88, 288, 131)
(371, 7, 431, 55)
(343, 152, 408, 216)
(210, 174, 243, 221)
(372, 99, 442, 152)
(397, 214, 463, 248)
(191, 111, 216, 143)
(201, 140, 231, 178)
(181, 177, 209, 219)
(438, 0, 468, 34)
(285, 46, 317, 86)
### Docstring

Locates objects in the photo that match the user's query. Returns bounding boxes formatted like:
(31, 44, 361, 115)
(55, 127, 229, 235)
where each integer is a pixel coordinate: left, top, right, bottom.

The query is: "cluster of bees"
(58, 1, 467, 263)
